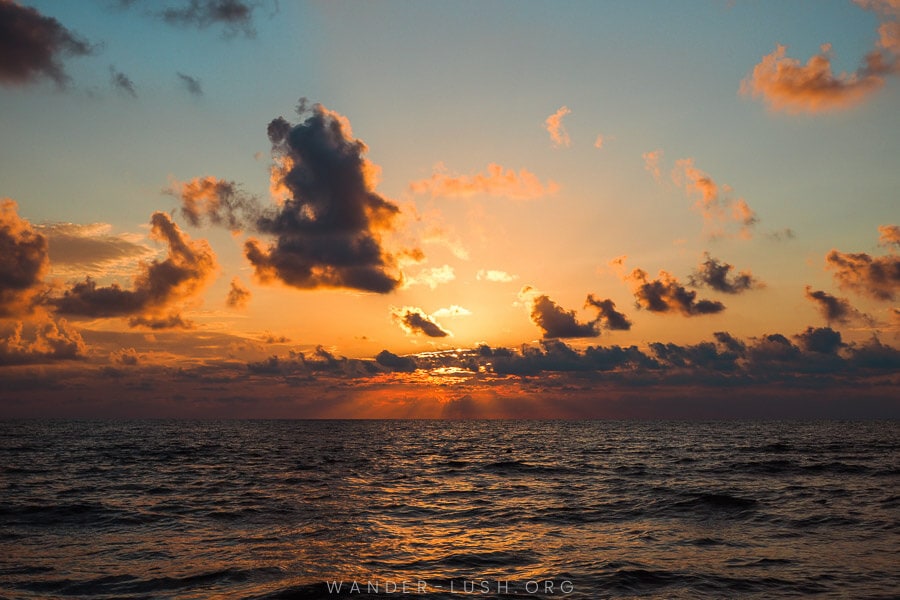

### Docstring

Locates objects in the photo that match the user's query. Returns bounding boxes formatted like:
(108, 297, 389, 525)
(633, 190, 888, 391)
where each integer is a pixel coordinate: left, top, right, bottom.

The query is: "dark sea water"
(1, 420, 898, 599)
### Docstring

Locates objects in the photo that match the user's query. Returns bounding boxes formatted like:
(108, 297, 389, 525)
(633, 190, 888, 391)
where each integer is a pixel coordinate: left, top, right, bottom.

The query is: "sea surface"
(1, 420, 898, 599)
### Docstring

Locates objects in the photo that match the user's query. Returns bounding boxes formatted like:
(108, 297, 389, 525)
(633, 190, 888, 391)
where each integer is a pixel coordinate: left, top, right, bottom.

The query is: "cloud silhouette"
(171, 176, 256, 233)
(804, 286, 860, 324)
(689, 253, 763, 294)
(244, 101, 407, 293)
(0, 1, 93, 87)
(54, 212, 217, 328)
(529, 294, 598, 339)
(585, 294, 632, 331)
(795, 326, 844, 354)
(0, 199, 48, 317)
(624, 267, 725, 316)
(409, 163, 559, 200)
(392, 306, 450, 338)
(160, 0, 257, 37)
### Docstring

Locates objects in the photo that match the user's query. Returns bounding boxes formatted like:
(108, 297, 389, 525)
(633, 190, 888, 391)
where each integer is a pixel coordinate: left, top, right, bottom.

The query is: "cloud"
(624, 267, 725, 316)
(766, 228, 797, 242)
(109, 65, 137, 97)
(529, 294, 598, 339)
(375, 349, 417, 372)
(689, 253, 763, 294)
(0, 199, 48, 317)
(226, 277, 250, 309)
(642, 149, 663, 181)
(585, 294, 632, 331)
(741, 0, 900, 118)
(160, 0, 257, 37)
(409, 163, 559, 200)
(391, 306, 450, 338)
(825, 249, 900, 301)
(431, 305, 471, 318)
(110, 347, 140, 365)
(544, 106, 571, 147)
(477, 269, 518, 283)
(594, 134, 605, 149)
(804, 286, 861, 324)
(177, 71, 203, 96)
(244, 100, 407, 294)
(37, 222, 156, 277)
(0, 0, 93, 87)
(0, 317, 86, 365)
(672, 158, 757, 238)
(795, 326, 844, 355)
(170, 176, 256, 232)
(878, 224, 900, 248)
(404, 264, 455, 290)
(54, 212, 217, 328)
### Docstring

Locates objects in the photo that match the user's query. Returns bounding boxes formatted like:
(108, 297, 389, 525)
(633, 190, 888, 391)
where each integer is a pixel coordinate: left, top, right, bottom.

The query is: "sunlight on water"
(1, 420, 898, 599)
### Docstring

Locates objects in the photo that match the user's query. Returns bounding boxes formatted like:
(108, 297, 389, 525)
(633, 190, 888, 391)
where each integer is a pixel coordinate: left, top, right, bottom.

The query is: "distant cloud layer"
(54, 212, 217, 328)
(741, 1, 900, 113)
(0, 0, 93, 87)
(409, 163, 559, 200)
(37, 222, 155, 278)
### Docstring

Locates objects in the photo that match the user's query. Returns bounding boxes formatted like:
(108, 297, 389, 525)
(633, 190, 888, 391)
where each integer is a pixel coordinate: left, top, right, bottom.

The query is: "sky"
(1, 0, 898, 418)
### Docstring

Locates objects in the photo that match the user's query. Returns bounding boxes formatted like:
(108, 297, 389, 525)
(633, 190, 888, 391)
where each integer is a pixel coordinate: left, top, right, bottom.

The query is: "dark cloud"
(0, 317, 86, 365)
(766, 228, 797, 242)
(392, 307, 449, 338)
(176, 71, 203, 96)
(243, 101, 407, 293)
(226, 277, 250, 309)
(160, 0, 257, 37)
(109, 65, 137, 97)
(0, 0, 93, 87)
(529, 294, 598, 339)
(804, 286, 860, 324)
(713, 331, 746, 354)
(625, 268, 725, 316)
(689, 253, 762, 294)
(585, 294, 632, 331)
(54, 212, 217, 328)
(375, 349, 417, 372)
(826, 249, 900, 301)
(795, 326, 844, 354)
(0, 199, 48, 317)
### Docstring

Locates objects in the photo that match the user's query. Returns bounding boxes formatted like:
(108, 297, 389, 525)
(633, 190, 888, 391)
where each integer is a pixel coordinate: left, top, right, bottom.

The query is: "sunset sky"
(1, 0, 898, 418)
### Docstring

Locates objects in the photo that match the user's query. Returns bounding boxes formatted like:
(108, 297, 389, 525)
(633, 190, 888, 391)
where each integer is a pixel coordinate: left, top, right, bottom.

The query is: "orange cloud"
(642, 149, 663, 181)
(54, 212, 218, 328)
(878, 224, 900, 247)
(0, 316, 86, 365)
(544, 106, 571, 147)
(226, 277, 251, 309)
(671, 158, 757, 238)
(0, 199, 48, 317)
(409, 163, 559, 200)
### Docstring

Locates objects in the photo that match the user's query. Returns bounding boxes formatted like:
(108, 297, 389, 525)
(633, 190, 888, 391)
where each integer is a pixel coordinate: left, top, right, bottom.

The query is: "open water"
(1, 420, 898, 599)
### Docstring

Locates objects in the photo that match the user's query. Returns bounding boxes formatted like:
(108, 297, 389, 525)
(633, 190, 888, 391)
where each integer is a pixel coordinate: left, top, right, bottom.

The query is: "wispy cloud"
(403, 265, 455, 290)
(671, 158, 757, 238)
(37, 222, 156, 278)
(109, 65, 137, 97)
(409, 163, 559, 200)
(826, 230, 900, 301)
(176, 71, 203, 96)
(226, 277, 250, 309)
(544, 106, 571, 148)
(476, 269, 518, 283)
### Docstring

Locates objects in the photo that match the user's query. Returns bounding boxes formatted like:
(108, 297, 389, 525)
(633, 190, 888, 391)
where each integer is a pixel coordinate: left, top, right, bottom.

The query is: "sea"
(0, 420, 897, 599)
